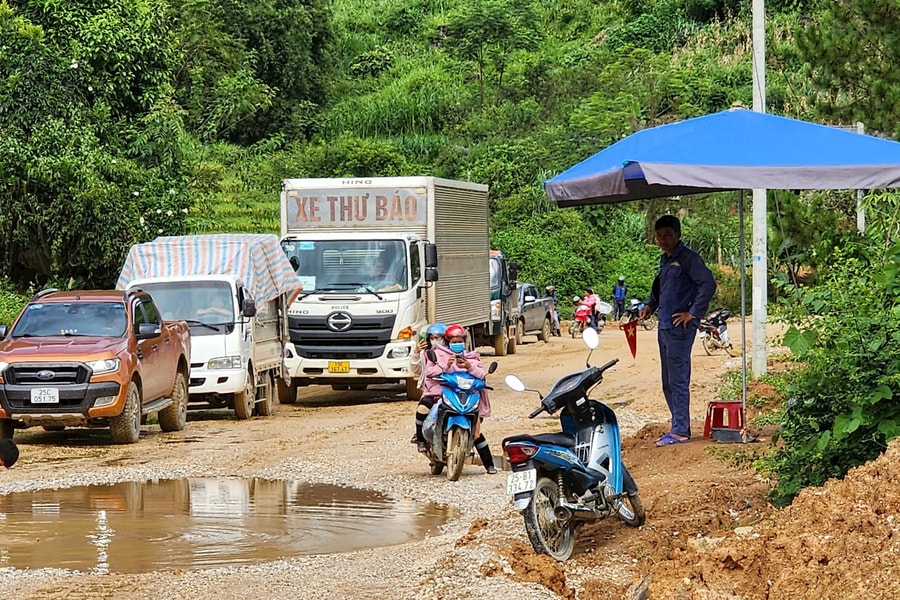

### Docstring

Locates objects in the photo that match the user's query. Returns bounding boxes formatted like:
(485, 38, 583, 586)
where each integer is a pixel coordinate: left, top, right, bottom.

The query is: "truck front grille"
(288, 314, 397, 360)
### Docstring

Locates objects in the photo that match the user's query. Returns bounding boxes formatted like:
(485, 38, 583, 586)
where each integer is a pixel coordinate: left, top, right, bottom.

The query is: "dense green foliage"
(766, 232, 900, 505)
(3, 0, 900, 505)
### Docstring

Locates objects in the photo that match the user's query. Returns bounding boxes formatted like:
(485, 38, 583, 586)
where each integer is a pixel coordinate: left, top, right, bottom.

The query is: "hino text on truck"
(279, 176, 500, 400)
(117, 234, 302, 417)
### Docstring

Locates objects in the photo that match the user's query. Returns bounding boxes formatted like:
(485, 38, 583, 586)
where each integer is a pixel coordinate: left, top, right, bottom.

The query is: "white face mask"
(430, 337, 445, 347)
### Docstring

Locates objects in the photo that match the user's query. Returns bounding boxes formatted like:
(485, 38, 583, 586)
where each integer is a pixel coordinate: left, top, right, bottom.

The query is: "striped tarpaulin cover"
(116, 234, 301, 303)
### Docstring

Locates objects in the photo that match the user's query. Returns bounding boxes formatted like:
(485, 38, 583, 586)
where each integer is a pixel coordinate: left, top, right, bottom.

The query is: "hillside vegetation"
(4, 0, 900, 503)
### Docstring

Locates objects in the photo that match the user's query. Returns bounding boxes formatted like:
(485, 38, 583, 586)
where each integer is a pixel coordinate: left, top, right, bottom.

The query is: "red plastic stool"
(703, 401, 745, 438)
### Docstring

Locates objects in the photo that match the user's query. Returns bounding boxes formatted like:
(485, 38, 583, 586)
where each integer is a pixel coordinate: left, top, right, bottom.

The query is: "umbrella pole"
(739, 190, 748, 412)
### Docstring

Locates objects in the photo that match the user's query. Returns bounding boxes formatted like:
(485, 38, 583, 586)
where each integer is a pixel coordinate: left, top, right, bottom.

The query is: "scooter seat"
(502, 432, 576, 448)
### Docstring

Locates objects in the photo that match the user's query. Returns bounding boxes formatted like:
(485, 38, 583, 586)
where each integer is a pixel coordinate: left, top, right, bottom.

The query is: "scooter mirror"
(487, 361, 499, 375)
(582, 327, 600, 350)
(505, 374, 526, 392)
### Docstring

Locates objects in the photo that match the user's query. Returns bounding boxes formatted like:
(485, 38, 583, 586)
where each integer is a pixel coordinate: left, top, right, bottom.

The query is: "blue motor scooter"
(422, 356, 497, 481)
(502, 328, 645, 560)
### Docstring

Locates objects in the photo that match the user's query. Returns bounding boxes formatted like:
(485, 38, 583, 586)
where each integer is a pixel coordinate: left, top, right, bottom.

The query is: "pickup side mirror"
(136, 323, 161, 339)
(242, 298, 257, 317)
(508, 262, 518, 283)
(0, 325, 6, 340)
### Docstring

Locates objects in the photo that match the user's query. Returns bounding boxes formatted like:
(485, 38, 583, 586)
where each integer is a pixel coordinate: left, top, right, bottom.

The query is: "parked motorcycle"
(502, 328, 645, 560)
(698, 308, 734, 356)
(620, 298, 658, 330)
(422, 356, 498, 481)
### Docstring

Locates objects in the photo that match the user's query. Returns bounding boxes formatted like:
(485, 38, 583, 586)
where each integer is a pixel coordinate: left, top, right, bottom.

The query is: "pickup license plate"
(506, 468, 537, 495)
(328, 361, 350, 374)
(31, 387, 60, 404)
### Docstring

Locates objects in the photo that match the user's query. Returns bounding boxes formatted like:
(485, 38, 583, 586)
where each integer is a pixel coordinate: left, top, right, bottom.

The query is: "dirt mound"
(647, 438, 900, 599)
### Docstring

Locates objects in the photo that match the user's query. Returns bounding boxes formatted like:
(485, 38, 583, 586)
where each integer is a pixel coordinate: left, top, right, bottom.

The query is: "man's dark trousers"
(658, 324, 698, 438)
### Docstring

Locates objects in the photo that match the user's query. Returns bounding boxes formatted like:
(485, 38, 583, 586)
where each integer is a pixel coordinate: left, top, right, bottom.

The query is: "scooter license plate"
(506, 469, 536, 495)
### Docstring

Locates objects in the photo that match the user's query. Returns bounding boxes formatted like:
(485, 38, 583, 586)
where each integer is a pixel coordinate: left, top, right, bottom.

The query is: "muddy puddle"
(0, 478, 456, 573)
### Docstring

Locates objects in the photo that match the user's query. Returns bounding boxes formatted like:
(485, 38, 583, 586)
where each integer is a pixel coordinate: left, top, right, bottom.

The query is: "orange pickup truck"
(0, 289, 191, 444)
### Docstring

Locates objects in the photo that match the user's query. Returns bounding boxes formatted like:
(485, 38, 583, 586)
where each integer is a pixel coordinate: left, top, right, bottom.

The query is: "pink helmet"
(444, 323, 466, 339)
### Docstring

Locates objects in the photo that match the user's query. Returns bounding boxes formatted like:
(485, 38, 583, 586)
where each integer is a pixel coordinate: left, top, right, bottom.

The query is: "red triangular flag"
(620, 319, 638, 359)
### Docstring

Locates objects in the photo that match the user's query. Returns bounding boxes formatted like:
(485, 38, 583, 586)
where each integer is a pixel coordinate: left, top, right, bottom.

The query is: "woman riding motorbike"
(419, 324, 498, 474)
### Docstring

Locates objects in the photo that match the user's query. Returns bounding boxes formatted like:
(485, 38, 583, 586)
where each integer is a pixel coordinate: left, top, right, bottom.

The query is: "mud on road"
(2, 324, 896, 599)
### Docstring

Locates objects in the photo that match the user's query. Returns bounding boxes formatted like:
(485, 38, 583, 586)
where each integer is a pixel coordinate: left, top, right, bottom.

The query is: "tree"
(795, 0, 900, 138)
(442, 0, 539, 110)
(0, 1, 191, 286)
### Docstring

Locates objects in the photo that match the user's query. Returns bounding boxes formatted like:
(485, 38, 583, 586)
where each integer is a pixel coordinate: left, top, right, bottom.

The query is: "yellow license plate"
(328, 361, 350, 373)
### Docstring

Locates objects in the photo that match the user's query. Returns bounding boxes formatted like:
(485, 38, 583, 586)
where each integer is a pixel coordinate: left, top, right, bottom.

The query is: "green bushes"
(761, 241, 900, 506)
(0, 283, 27, 326)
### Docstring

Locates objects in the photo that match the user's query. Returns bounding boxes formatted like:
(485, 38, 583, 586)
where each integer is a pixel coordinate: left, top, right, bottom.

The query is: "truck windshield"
(281, 240, 409, 293)
(10, 302, 127, 337)
(133, 282, 235, 335)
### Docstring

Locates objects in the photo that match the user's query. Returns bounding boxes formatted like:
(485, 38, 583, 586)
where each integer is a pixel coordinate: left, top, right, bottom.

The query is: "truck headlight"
(208, 356, 242, 370)
(389, 347, 411, 359)
(490, 299, 501, 320)
(86, 358, 120, 375)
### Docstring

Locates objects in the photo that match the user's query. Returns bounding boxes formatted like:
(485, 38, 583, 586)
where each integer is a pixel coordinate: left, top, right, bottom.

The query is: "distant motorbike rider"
(419, 324, 498, 474)
(612, 276, 628, 320)
(545, 285, 561, 336)
(583, 288, 601, 330)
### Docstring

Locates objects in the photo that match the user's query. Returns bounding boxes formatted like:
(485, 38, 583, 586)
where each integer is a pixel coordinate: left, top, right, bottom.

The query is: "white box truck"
(279, 176, 492, 399)
(116, 234, 302, 418)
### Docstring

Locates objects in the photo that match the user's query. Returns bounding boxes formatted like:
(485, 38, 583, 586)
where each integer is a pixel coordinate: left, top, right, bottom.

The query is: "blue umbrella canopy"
(545, 108, 900, 207)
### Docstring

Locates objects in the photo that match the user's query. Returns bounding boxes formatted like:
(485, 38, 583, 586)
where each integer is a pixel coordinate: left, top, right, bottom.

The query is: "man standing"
(612, 276, 628, 320)
(639, 215, 716, 447)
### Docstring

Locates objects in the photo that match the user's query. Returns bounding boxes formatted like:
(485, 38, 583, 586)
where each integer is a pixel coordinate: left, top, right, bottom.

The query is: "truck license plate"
(327, 361, 350, 374)
(506, 468, 537, 495)
(31, 387, 60, 404)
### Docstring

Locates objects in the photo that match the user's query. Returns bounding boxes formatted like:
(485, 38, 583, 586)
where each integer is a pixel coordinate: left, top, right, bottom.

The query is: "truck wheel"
(1, 419, 14, 440)
(159, 371, 188, 432)
(493, 330, 508, 357)
(277, 378, 298, 404)
(507, 329, 517, 355)
(538, 317, 552, 342)
(256, 372, 275, 417)
(233, 371, 255, 420)
(406, 377, 422, 401)
(516, 319, 524, 345)
(110, 382, 142, 444)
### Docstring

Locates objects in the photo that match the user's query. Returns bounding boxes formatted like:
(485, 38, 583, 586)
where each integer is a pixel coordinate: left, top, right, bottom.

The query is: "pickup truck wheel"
(256, 372, 275, 417)
(110, 382, 141, 444)
(1, 419, 14, 440)
(233, 372, 255, 420)
(507, 329, 517, 354)
(538, 317, 552, 342)
(493, 330, 508, 356)
(277, 379, 298, 404)
(158, 371, 188, 432)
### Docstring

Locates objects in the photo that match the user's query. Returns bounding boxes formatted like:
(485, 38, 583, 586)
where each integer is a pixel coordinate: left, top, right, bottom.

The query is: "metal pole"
(751, 0, 767, 376)
(857, 122, 866, 234)
(739, 191, 748, 410)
